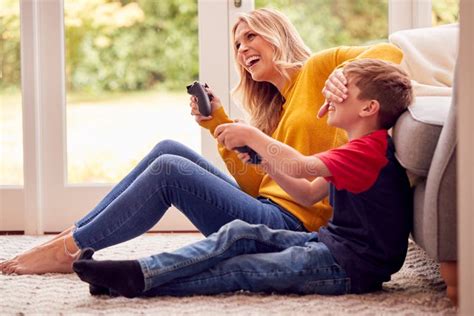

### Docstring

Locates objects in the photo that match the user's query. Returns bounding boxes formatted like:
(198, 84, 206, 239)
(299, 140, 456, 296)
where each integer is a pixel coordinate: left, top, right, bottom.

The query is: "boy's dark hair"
(344, 59, 413, 129)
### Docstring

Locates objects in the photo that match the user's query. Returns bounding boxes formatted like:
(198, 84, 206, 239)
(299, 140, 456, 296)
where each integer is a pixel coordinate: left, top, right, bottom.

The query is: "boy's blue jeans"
(72, 140, 305, 251)
(138, 220, 350, 296)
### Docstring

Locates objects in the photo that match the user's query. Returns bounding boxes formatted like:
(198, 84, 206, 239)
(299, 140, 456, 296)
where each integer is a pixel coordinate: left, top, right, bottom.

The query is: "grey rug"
(0, 234, 456, 315)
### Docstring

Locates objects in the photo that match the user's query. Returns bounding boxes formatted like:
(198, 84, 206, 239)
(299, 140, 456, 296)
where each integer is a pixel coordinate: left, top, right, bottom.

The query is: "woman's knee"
(151, 139, 183, 156)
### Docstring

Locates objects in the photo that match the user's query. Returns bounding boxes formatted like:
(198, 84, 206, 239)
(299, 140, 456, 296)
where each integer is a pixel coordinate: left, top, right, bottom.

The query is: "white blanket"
(389, 24, 458, 96)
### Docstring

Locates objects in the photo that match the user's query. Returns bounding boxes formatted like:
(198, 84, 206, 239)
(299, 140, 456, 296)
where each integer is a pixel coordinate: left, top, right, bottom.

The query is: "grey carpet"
(0, 234, 456, 315)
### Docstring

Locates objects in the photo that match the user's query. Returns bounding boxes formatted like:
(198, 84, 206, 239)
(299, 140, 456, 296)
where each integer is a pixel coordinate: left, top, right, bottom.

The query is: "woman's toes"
(5, 263, 17, 275)
(5, 260, 20, 273)
(0, 258, 14, 271)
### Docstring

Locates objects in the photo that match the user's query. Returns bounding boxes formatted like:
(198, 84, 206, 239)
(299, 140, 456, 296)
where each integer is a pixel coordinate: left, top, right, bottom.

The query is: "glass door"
(44, 0, 203, 232)
(0, 0, 24, 231)
(63, 0, 201, 185)
(1, 0, 247, 233)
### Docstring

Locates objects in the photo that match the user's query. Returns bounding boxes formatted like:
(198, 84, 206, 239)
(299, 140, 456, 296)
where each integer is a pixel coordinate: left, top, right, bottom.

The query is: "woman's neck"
(272, 68, 298, 93)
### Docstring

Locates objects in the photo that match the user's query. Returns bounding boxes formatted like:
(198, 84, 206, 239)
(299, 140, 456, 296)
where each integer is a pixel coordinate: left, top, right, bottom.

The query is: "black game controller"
(187, 82, 261, 164)
(187, 81, 213, 117)
(235, 146, 261, 164)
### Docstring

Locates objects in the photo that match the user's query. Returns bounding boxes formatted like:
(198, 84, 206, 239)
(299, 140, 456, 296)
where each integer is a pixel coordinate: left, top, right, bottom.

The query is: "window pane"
(432, 0, 459, 26)
(65, 0, 199, 184)
(255, 0, 388, 51)
(0, 0, 23, 185)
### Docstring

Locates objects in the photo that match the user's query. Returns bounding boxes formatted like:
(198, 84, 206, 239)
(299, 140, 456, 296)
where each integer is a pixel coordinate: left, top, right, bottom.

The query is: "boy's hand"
(189, 87, 222, 123)
(319, 68, 348, 118)
(214, 122, 256, 150)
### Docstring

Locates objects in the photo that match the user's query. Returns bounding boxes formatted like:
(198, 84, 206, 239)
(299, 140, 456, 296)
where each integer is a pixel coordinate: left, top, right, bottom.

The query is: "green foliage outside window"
(0, 0, 20, 92)
(64, 0, 198, 92)
(255, 0, 389, 51)
(0, 0, 459, 94)
(432, 0, 459, 25)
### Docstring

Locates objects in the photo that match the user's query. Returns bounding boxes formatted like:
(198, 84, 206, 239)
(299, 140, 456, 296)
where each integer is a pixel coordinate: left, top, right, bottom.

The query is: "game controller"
(186, 81, 213, 117)
(187, 81, 261, 164)
(235, 146, 262, 164)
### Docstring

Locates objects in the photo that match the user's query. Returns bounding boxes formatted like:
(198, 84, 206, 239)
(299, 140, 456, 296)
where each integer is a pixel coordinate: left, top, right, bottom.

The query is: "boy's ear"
(359, 100, 380, 118)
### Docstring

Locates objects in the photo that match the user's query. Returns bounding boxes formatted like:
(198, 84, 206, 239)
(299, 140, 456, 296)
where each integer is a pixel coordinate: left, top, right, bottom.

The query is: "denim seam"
(145, 233, 305, 279)
(137, 258, 153, 291)
(167, 265, 346, 286)
(75, 182, 131, 229)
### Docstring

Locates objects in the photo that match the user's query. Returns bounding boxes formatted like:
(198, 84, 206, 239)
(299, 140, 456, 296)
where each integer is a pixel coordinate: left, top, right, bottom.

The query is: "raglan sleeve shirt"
(316, 130, 389, 193)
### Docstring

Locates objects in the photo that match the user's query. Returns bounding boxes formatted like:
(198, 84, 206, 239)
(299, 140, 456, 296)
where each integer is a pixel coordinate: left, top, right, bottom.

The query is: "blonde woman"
(0, 8, 402, 275)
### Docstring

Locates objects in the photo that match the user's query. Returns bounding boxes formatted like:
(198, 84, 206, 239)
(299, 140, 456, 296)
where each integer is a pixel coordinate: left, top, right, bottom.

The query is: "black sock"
(73, 251, 145, 298)
(75, 249, 110, 296)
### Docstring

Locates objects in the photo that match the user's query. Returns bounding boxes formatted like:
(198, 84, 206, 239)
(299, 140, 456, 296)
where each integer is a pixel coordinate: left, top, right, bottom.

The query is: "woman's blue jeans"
(138, 220, 350, 296)
(73, 140, 305, 251)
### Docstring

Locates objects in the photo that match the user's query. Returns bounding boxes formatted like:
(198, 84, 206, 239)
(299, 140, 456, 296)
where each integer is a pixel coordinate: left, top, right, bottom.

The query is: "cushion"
(389, 24, 458, 96)
(392, 96, 452, 177)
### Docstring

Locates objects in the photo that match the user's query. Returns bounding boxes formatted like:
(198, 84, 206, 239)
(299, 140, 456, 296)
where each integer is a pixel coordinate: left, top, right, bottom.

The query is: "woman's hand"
(318, 68, 348, 118)
(237, 152, 251, 164)
(214, 122, 257, 151)
(189, 87, 223, 123)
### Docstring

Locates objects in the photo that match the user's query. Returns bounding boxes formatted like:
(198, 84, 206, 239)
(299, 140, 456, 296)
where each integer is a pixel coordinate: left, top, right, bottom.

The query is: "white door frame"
(388, 0, 432, 33)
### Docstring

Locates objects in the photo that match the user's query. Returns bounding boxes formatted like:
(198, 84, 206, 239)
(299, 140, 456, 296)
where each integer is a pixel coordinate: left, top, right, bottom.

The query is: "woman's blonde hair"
(231, 8, 311, 135)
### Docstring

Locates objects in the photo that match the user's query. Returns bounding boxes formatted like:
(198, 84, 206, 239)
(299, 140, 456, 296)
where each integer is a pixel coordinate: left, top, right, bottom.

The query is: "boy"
(72, 59, 413, 297)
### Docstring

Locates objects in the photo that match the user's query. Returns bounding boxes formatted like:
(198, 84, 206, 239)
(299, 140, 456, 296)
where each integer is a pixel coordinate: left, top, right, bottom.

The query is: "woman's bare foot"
(0, 234, 80, 275)
(0, 226, 75, 271)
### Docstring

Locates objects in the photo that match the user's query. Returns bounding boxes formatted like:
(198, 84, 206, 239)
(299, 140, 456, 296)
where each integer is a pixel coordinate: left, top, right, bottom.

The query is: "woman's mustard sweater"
(201, 43, 403, 231)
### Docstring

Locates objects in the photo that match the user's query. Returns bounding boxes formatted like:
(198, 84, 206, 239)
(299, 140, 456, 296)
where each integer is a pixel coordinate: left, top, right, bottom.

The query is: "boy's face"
(326, 79, 367, 130)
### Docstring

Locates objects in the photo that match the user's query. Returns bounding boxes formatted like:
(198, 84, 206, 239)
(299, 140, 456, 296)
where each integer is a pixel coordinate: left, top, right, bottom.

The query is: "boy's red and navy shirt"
(316, 129, 412, 294)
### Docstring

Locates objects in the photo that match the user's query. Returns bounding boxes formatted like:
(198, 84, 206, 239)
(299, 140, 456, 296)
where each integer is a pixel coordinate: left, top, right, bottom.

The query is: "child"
(72, 59, 413, 297)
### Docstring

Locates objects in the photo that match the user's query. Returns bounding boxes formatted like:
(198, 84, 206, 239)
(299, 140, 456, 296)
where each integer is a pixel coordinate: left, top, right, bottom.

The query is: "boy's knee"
(219, 219, 257, 236)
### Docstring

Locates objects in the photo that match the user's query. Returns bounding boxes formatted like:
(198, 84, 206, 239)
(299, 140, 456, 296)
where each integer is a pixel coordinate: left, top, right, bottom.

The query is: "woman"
(0, 8, 402, 275)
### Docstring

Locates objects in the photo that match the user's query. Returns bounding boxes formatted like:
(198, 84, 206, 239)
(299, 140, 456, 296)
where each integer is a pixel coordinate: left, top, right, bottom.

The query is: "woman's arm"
(196, 100, 264, 197)
(316, 43, 404, 117)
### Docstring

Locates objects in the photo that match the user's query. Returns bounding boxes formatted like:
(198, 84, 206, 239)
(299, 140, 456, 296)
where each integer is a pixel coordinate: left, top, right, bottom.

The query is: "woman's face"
(234, 22, 280, 85)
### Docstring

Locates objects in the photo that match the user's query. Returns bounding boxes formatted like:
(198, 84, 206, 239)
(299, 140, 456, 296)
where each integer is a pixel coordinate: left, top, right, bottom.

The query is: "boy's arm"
(262, 162, 329, 207)
(262, 163, 328, 207)
(248, 128, 331, 179)
(215, 123, 332, 179)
